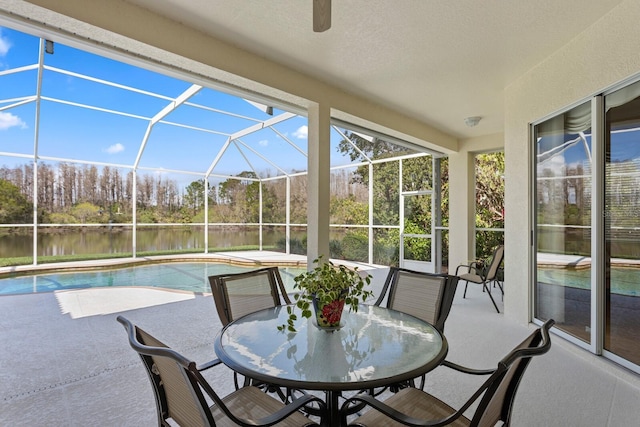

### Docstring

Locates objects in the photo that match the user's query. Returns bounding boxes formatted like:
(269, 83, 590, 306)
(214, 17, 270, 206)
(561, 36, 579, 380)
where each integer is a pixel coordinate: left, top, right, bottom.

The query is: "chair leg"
(463, 281, 469, 298)
(494, 280, 504, 300)
(483, 282, 501, 313)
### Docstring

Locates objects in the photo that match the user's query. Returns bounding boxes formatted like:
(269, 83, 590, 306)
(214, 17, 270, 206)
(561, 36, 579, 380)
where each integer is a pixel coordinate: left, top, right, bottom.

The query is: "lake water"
(0, 227, 309, 258)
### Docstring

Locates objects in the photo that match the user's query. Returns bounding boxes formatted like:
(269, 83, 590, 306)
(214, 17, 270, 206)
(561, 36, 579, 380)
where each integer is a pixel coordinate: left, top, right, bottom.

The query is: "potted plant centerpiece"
(278, 256, 373, 332)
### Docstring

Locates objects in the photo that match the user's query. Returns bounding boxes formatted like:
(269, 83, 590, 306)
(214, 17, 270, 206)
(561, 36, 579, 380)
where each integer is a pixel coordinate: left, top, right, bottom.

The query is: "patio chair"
(117, 316, 325, 427)
(209, 266, 293, 396)
(343, 319, 555, 427)
(374, 267, 459, 333)
(455, 244, 504, 313)
(372, 267, 459, 391)
(209, 266, 292, 326)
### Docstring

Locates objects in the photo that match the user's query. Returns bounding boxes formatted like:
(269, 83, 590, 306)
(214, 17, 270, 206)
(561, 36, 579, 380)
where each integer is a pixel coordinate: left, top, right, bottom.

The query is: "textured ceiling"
(114, 1, 624, 139)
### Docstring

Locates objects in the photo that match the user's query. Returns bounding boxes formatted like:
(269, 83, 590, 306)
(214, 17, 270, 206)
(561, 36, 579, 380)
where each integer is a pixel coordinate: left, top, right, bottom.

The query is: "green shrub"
(276, 236, 307, 255)
(329, 239, 343, 259)
(341, 232, 368, 262)
(374, 244, 398, 266)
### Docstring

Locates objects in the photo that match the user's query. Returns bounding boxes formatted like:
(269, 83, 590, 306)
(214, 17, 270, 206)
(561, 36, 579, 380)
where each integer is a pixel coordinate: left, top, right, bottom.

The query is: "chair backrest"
(209, 267, 292, 326)
(117, 316, 219, 427)
(468, 319, 554, 427)
(374, 267, 459, 332)
(436, 274, 460, 332)
(484, 245, 504, 281)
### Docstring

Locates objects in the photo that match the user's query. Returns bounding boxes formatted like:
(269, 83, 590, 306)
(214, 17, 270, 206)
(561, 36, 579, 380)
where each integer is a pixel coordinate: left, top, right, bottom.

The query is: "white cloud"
(0, 112, 26, 130)
(537, 154, 566, 174)
(258, 139, 269, 147)
(293, 125, 308, 139)
(0, 31, 11, 56)
(105, 143, 125, 154)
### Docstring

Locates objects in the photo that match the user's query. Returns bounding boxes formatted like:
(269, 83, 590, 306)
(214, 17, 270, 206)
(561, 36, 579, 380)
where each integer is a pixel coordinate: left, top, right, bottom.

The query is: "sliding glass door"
(604, 83, 640, 365)
(534, 102, 592, 343)
(534, 81, 640, 371)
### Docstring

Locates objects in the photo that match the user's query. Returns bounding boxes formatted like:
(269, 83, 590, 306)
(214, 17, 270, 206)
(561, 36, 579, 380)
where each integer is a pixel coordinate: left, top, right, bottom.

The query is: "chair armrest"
(442, 359, 495, 376)
(455, 263, 478, 275)
(342, 392, 468, 427)
(248, 393, 327, 426)
(455, 264, 470, 275)
(197, 358, 223, 371)
(455, 261, 486, 278)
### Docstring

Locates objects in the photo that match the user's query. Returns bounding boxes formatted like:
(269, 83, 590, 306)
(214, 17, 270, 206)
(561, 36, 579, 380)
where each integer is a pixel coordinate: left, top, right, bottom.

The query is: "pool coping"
(0, 250, 381, 279)
(0, 251, 307, 278)
(536, 253, 640, 269)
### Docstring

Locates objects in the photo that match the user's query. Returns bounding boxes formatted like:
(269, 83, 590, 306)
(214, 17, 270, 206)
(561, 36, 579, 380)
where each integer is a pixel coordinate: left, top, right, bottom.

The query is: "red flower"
(321, 299, 345, 325)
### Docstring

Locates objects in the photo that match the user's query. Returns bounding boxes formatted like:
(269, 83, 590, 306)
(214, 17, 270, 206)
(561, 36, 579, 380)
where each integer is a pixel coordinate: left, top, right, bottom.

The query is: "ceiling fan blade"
(313, 0, 331, 32)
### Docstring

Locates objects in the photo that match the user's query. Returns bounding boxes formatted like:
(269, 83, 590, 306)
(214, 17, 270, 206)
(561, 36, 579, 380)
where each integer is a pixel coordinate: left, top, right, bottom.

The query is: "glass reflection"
(535, 101, 592, 343)
(218, 305, 443, 386)
(604, 82, 640, 365)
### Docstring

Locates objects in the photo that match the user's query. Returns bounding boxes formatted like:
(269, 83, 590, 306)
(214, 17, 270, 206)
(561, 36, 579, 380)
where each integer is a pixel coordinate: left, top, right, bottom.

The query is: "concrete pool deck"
(1, 251, 639, 426)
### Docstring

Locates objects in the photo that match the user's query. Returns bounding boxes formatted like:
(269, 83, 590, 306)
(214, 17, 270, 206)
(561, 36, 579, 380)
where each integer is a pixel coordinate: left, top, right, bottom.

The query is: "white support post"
(433, 157, 442, 273)
(32, 39, 45, 265)
(368, 162, 374, 264)
(286, 176, 291, 254)
(399, 160, 405, 266)
(259, 182, 263, 250)
(132, 170, 137, 258)
(204, 177, 209, 254)
(448, 150, 475, 272)
(307, 102, 331, 267)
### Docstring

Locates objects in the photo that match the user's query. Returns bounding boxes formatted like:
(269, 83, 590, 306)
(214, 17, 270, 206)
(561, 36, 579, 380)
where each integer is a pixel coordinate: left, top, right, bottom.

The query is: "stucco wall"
(504, 0, 640, 324)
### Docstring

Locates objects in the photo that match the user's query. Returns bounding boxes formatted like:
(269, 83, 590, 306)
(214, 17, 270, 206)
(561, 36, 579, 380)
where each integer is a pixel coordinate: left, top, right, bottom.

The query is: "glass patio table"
(214, 303, 448, 426)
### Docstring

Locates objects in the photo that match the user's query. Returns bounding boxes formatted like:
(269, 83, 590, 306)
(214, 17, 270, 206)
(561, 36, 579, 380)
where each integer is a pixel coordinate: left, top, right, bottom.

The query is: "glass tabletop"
(214, 304, 447, 391)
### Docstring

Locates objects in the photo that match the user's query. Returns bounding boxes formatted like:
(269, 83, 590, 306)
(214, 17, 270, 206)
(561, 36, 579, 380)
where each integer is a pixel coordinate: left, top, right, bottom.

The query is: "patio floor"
(1, 252, 639, 426)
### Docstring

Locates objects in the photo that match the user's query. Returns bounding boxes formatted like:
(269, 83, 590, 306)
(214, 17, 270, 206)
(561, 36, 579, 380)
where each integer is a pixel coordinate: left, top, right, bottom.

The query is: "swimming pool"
(537, 266, 640, 296)
(0, 262, 307, 296)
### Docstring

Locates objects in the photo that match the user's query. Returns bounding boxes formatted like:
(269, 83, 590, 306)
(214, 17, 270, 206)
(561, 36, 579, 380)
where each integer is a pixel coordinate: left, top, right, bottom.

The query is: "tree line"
(0, 162, 368, 226)
(1, 134, 505, 263)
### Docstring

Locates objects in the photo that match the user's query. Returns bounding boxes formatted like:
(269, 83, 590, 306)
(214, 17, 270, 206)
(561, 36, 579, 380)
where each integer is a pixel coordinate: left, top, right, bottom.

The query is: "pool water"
(0, 263, 306, 296)
(537, 267, 640, 296)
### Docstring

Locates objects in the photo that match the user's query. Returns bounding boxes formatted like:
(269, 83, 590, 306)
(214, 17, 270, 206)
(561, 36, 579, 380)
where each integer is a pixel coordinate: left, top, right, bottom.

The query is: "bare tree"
(139, 174, 155, 207)
(37, 163, 55, 211)
(85, 165, 99, 205)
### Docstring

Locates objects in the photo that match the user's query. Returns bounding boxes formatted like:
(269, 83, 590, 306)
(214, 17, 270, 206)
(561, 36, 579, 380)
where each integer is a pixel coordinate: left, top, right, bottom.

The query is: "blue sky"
(537, 128, 640, 173)
(0, 25, 364, 188)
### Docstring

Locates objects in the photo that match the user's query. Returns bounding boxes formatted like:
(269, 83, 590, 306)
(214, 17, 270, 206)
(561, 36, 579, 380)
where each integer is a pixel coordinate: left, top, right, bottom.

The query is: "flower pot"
(312, 296, 346, 330)
(277, 257, 373, 333)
